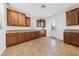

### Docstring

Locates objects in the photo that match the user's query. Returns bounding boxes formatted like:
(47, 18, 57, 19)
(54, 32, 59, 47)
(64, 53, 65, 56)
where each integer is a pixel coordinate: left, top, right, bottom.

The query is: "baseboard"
(0, 47, 6, 56)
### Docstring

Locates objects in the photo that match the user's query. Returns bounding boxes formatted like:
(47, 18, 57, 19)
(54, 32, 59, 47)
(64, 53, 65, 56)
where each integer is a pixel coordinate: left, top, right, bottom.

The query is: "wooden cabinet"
(25, 17, 30, 26)
(18, 13, 26, 26)
(34, 31, 40, 38)
(6, 30, 46, 47)
(30, 32, 35, 39)
(17, 32, 26, 43)
(64, 32, 79, 46)
(40, 30, 46, 37)
(37, 19, 46, 28)
(6, 33, 18, 47)
(71, 32, 79, 46)
(7, 9, 30, 26)
(64, 32, 71, 44)
(25, 32, 30, 41)
(66, 8, 79, 26)
(7, 9, 18, 26)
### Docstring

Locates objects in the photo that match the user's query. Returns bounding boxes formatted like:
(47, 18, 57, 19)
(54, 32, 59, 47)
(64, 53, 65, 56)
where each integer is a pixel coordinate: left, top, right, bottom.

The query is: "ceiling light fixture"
(41, 4, 46, 9)
(6, 3, 10, 5)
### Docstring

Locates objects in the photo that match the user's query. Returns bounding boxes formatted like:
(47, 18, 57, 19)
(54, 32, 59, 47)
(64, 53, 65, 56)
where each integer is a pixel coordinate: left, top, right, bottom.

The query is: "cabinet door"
(37, 19, 46, 28)
(18, 32, 26, 43)
(66, 9, 78, 26)
(30, 32, 35, 39)
(64, 32, 71, 44)
(25, 32, 30, 41)
(36, 31, 41, 38)
(34, 31, 39, 38)
(18, 13, 26, 26)
(6, 33, 18, 47)
(71, 32, 79, 46)
(7, 9, 18, 26)
(25, 17, 30, 26)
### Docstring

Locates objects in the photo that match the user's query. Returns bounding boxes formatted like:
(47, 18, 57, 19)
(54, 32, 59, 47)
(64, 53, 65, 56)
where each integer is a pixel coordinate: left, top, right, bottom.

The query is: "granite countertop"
(64, 29, 79, 32)
(6, 29, 46, 33)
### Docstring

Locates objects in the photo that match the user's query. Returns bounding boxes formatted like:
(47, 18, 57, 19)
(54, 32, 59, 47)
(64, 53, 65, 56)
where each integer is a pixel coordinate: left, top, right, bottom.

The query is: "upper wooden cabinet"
(25, 17, 30, 26)
(37, 19, 46, 28)
(66, 8, 79, 26)
(7, 9, 30, 27)
(7, 9, 19, 25)
(18, 13, 26, 26)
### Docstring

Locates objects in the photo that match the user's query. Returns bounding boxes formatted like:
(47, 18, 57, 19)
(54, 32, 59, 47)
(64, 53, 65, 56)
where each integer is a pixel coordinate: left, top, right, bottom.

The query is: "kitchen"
(1, 3, 79, 56)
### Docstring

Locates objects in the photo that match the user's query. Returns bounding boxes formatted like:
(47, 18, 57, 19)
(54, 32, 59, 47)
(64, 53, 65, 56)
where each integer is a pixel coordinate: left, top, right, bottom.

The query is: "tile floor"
(2, 37, 79, 56)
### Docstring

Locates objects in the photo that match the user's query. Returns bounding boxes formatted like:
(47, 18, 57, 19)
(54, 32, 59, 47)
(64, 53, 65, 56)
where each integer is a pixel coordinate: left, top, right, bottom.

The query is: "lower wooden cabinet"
(6, 30, 46, 47)
(30, 32, 35, 39)
(35, 31, 40, 38)
(40, 30, 46, 37)
(64, 32, 71, 44)
(71, 32, 79, 46)
(6, 33, 18, 47)
(25, 32, 30, 41)
(64, 32, 79, 46)
(17, 32, 26, 43)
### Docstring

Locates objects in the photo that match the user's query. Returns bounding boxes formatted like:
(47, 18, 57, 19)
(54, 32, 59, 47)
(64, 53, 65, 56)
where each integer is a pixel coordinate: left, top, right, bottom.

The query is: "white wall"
(0, 3, 6, 55)
(53, 13, 66, 40)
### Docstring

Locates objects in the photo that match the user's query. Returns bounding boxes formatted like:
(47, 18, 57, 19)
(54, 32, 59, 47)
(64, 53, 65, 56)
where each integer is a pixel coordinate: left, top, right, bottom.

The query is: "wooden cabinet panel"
(30, 32, 35, 39)
(64, 32, 71, 44)
(6, 33, 18, 47)
(25, 32, 30, 41)
(17, 32, 26, 43)
(18, 13, 26, 26)
(25, 17, 30, 26)
(66, 8, 79, 26)
(7, 9, 30, 26)
(7, 9, 18, 26)
(37, 19, 46, 28)
(64, 32, 79, 46)
(34, 31, 40, 38)
(71, 32, 79, 46)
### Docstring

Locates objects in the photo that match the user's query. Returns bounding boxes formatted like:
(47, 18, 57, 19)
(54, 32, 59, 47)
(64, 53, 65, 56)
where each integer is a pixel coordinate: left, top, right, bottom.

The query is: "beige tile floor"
(2, 37, 79, 56)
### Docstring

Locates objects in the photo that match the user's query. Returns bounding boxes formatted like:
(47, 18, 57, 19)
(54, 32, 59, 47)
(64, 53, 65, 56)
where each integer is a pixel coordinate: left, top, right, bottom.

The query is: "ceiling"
(9, 3, 79, 19)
